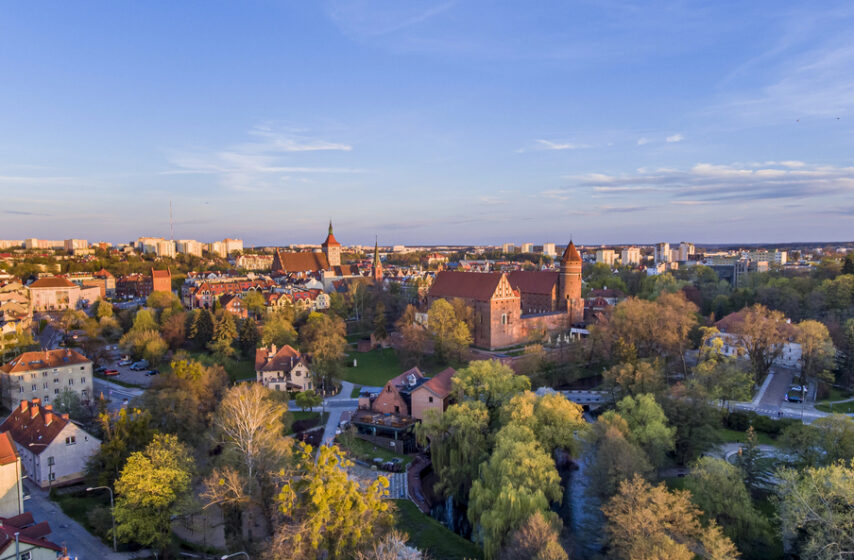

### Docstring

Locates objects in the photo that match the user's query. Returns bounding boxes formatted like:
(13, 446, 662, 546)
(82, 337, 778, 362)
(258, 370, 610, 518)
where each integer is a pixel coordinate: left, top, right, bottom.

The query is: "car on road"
(95, 366, 107, 373)
(103, 369, 119, 376)
(117, 359, 133, 366)
(130, 360, 149, 370)
(787, 385, 806, 403)
(144, 369, 160, 376)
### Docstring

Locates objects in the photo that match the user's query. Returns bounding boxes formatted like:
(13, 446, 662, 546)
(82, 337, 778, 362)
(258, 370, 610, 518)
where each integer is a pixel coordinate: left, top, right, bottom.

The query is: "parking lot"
(99, 356, 158, 387)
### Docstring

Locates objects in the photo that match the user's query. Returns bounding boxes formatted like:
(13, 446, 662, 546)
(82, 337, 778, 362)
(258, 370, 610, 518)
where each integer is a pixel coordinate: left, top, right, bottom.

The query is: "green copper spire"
(328, 220, 333, 235)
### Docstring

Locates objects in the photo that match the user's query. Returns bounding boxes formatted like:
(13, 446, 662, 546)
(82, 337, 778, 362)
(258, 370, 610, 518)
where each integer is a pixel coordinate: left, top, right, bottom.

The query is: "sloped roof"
(273, 250, 330, 274)
(151, 268, 171, 279)
(507, 270, 559, 295)
(388, 366, 425, 388)
(560, 241, 582, 263)
(1, 349, 90, 375)
(414, 367, 455, 398)
(0, 401, 70, 454)
(429, 271, 504, 301)
(0, 432, 18, 466)
(28, 277, 76, 289)
(0, 513, 62, 554)
(255, 344, 304, 372)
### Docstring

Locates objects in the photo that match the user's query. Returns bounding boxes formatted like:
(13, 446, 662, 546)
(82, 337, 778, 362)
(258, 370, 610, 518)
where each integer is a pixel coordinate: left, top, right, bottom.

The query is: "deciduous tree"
(427, 298, 472, 363)
(499, 510, 568, 560)
(453, 360, 530, 421)
(733, 304, 789, 384)
(261, 312, 298, 348)
(300, 312, 347, 390)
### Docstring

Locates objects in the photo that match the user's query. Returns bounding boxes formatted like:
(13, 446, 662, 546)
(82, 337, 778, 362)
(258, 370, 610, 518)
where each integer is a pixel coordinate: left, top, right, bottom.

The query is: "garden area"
(336, 429, 414, 468)
(392, 499, 482, 560)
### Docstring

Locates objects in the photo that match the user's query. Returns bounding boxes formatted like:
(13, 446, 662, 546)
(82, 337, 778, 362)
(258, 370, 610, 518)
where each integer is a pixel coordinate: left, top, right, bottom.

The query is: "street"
(23, 479, 143, 560)
(93, 378, 145, 411)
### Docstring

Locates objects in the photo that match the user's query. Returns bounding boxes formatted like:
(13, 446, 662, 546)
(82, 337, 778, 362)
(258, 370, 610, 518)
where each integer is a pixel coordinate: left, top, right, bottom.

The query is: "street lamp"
(87, 486, 117, 552)
(221, 553, 250, 560)
(27, 443, 52, 491)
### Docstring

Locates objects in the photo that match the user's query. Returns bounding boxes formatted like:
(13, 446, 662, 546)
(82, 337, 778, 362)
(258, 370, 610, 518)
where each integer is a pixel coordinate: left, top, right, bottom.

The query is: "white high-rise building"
(223, 238, 244, 254)
(621, 247, 641, 265)
(176, 239, 204, 257)
(542, 243, 556, 257)
(595, 249, 617, 266)
(654, 242, 671, 264)
(678, 242, 695, 261)
(520, 243, 534, 253)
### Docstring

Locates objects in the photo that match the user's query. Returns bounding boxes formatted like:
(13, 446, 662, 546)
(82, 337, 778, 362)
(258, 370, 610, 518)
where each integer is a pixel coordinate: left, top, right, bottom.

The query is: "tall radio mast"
(170, 200, 174, 242)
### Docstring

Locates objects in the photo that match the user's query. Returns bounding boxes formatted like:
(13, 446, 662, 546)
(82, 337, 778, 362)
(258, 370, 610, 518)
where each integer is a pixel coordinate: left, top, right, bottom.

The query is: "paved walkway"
(24, 480, 146, 559)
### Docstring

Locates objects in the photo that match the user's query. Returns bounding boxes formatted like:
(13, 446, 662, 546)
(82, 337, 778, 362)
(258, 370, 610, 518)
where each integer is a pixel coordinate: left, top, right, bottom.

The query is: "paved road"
(757, 367, 796, 411)
(24, 480, 144, 560)
(93, 378, 145, 412)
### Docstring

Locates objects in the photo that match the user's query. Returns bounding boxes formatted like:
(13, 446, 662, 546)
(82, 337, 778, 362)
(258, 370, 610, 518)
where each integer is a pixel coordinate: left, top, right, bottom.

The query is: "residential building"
(255, 345, 313, 392)
(678, 242, 695, 261)
(151, 268, 172, 293)
(501, 243, 516, 254)
(0, 399, 101, 488)
(207, 241, 226, 258)
(223, 238, 244, 254)
(746, 250, 787, 265)
(218, 294, 248, 319)
(621, 246, 641, 265)
(654, 242, 671, 264)
(595, 249, 617, 266)
(137, 237, 175, 257)
(63, 239, 88, 253)
(0, 511, 64, 559)
(542, 243, 556, 257)
(27, 277, 100, 311)
(234, 254, 274, 270)
(0, 349, 93, 410)
(176, 239, 204, 257)
(0, 432, 23, 518)
(0, 241, 23, 250)
(520, 243, 534, 253)
(24, 239, 63, 250)
(409, 367, 455, 421)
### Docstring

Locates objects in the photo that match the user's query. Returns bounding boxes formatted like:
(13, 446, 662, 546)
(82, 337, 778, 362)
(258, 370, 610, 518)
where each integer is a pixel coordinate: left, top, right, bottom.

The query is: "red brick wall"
(372, 384, 409, 415)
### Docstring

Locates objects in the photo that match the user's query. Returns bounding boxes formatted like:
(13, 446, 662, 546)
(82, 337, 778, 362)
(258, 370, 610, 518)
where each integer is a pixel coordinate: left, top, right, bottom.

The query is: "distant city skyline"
(1, 1, 853, 244)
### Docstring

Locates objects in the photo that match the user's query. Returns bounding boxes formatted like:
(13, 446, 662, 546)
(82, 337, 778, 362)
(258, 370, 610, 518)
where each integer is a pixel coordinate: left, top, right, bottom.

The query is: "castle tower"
(559, 240, 583, 324)
(371, 237, 383, 285)
(321, 220, 341, 268)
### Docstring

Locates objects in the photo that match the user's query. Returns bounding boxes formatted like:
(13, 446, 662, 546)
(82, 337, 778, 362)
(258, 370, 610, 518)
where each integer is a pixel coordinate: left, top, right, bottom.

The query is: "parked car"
(118, 360, 133, 366)
(144, 369, 160, 376)
(787, 385, 805, 403)
(103, 369, 119, 376)
(95, 366, 107, 373)
(130, 360, 149, 370)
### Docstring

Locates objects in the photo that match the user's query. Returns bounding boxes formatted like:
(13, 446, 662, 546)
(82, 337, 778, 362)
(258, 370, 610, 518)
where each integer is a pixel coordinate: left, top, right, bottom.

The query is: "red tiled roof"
(416, 367, 455, 398)
(255, 345, 304, 372)
(1, 349, 90, 375)
(151, 268, 171, 279)
(429, 271, 504, 301)
(273, 250, 330, 274)
(28, 277, 76, 289)
(0, 432, 18, 466)
(561, 241, 582, 263)
(507, 271, 559, 295)
(0, 401, 70, 454)
(0, 513, 62, 554)
(388, 367, 425, 388)
(93, 268, 114, 278)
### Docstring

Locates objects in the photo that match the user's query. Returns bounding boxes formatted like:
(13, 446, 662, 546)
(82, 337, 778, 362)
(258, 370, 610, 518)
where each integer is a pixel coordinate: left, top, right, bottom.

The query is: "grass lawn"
(715, 427, 779, 447)
(393, 499, 482, 560)
(819, 387, 854, 402)
(663, 476, 688, 491)
(178, 352, 256, 382)
(286, 411, 329, 434)
(53, 491, 115, 546)
(336, 434, 414, 467)
(815, 401, 854, 413)
(350, 385, 362, 398)
(343, 348, 402, 386)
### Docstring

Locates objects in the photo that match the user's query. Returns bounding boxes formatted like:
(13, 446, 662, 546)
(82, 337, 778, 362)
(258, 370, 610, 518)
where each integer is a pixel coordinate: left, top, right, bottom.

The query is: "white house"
(0, 399, 101, 488)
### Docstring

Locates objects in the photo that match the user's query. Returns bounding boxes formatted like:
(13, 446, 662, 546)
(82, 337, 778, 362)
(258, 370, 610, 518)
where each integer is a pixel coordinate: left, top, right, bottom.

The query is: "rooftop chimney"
(44, 404, 53, 411)
(19, 401, 28, 413)
(44, 413, 52, 426)
(61, 413, 69, 421)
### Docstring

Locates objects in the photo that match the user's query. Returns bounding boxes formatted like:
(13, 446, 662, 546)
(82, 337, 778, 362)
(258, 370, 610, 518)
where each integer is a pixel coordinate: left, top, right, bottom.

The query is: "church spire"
(328, 220, 334, 236)
(373, 236, 380, 266)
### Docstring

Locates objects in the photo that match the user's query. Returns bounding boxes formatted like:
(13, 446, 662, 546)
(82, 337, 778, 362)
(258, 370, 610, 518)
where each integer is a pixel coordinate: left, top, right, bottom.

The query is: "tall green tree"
(208, 310, 238, 358)
(87, 408, 156, 486)
(500, 391, 587, 455)
(372, 301, 388, 340)
(796, 319, 836, 387)
(499, 511, 568, 560)
(686, 457, 771, 559)
(733, 304, 789, 384)
(299, 312, 347, 391)
(734, 426, 763, 493)
(468, 423, 563, 559)
(131, 308, 158, 333)
(238, 317, 261, 357)
(603, 360, 665, 397)
(189, 309, 214, 350)
(601, 393, 675, 467)
(453, 360, 530, 421)
(416, 401, 490, 506)
(427, 298, 472, 363)
(777, 460, 854, 560)
(114, 433, 195, 556)
(272, 444, 392, 560)
(261, 312, 298, 348)
(241, 289, 266, 317)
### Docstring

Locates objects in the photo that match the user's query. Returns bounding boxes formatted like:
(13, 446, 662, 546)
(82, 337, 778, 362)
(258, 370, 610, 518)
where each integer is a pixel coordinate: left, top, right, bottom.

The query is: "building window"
(31, 384, 36, 391)
(66, 436, 76, 445)
(428, 396, 434, 403)
(81, 377, 86, 383)
(18, 386, 23, 393)
(54, 378, 59, 384)
(68, 379, 74, 386)
(501, 313, 508, 325)
(54, 389, 59, 395)
(80, 366, 85, 370)
(43, 382, 48, 389)
(42, 371, 48, 377)
(20, 552, 31, 560)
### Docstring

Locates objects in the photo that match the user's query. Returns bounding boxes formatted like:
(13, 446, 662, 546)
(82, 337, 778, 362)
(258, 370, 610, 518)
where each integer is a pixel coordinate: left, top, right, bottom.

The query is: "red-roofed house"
(0, 400, 100, 488)
(0, 432, 23, 518)
(27, 277, 100, 311)
(255, 345, 313, 392)
(410, 367, 456, 420)
(151, 268, 172, 293)
(0, 511, 63, 559)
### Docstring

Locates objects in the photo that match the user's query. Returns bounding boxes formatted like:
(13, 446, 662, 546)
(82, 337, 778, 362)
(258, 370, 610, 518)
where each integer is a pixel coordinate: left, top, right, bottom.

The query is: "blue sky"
(1, 1, 853, 246)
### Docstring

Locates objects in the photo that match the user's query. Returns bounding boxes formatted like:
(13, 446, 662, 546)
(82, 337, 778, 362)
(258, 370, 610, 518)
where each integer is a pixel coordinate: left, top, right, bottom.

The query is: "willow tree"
(468, 424, 563, 559)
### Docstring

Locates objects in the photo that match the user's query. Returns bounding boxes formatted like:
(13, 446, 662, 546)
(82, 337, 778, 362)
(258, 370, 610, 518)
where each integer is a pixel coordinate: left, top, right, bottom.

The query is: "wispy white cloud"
(637, 137, 651, 146)
(517, 139, 592, 153)
(665, 133, 684, 143)
(163, 125, 361, 191)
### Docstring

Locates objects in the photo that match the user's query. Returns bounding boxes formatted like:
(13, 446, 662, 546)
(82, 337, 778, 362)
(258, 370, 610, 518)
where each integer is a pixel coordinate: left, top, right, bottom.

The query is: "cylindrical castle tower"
(559, 241, 583, 324)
